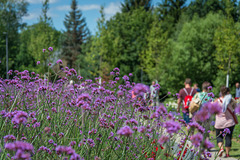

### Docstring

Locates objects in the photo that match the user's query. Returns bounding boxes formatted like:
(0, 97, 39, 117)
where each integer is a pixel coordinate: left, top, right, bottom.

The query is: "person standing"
(215, 86, 237, 158)
(235, 82, 240, 99)
(177, 78, 197, 124)
(150, 81, 157, 105)
(193, 83, 201, 92)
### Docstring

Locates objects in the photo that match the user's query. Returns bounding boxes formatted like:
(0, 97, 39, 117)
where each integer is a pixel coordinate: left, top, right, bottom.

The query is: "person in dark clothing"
(177, 78, 197, 124)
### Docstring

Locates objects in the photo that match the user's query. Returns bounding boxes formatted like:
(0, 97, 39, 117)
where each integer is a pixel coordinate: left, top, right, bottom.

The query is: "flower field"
(0, 58, 240, 160)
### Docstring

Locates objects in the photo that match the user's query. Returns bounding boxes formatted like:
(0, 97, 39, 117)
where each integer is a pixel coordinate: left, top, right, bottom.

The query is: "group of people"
(177, 78, 238, 158)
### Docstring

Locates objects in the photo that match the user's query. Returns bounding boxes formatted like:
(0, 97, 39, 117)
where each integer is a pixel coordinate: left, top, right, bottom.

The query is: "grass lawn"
(209, 131, 240, 158)
(209, 116, 240, 158)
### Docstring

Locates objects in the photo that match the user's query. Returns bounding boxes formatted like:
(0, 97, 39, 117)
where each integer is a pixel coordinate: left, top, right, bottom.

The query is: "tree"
(187, 0, 223, 19)
(157, 0, 187, 23)
(186, 0, 240, 22)
(140, 12, 169, 84)
(0, 0, 28, 77)
(121, 0, 152, 12)
(81, 6, 109, 80)
(155, 0, 187, 36)
(159, 13, 224, 94)
(17, 0, 61, 74)
(62, 0, 90, 70)
(213, 0, 240, 91)
(95, 8, 153, 82)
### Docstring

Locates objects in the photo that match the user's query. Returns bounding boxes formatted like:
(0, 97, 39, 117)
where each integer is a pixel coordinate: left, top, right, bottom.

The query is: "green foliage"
(159, 13, 223, 94)
(121, 0, 152, 12)
(0, 0, 28, 78)
(187, 0, 240, 21)
(18, 22, 61, 74)
(141, 12, 169, 83)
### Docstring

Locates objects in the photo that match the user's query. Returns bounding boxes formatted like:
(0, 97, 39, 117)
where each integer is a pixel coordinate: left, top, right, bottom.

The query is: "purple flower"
(37, 61, 40, 65)
(235, 104, 240, 114)
(129, 73, 133, 77)
(4, 135, 16, 143)
(48, 139, 54, 144)
(113, 68, 120, 72)
(56, 59, 63, 64)
(133, 83, 150, 97)
(115, 77, 120, 81)
(117, 90, 124, 97)
(48, 47, 53, 52)
(130, 118, 138, 125)
(190, 133, 203, 147)
(122, 75, 129, 81)
(150, 112, 159, 119)
(168, 92, 171, 95)
(5, 141, 34, 153)
(70, 153, 84, 160)
(163, 120, 181, 134)
(11, 111, 28, 125)
(43, 49, 46, 53)
(87, 139, 95, 147)
(205, 102, 222, 114)
(13, 150, 31, 160)
(138, 126, 146, 133)
(117, 126, 134, 137)
(56, 146, 75, 155)
(204, 139, 214, 149)
(223, 128, 231, 136)
(207, 86, 213, 90)
(70, 141, 76, 146)
(110, 71, 115, 75)
(207, 92, 214, 98)
(194, 108, 210, 122)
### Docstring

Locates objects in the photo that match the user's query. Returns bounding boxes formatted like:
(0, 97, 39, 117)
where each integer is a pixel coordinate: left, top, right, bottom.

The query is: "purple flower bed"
(0, 49, 228, 160)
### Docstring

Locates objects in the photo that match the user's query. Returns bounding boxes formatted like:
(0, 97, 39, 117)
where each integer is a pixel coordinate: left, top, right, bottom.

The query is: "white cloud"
(78, 4, 100, 11)
(26, 0, 57, 4)
(22, 12, 40, 20)
(57, 4, 100, 11)
(104, 2, 121, 15)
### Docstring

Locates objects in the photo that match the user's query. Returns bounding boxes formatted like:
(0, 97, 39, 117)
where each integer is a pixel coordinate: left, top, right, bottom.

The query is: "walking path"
(208, 149, 238, 160)
(173, 134, 238, 160)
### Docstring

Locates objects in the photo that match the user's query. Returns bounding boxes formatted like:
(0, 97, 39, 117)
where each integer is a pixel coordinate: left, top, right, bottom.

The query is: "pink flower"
(43, 49, 46, 53)
(37, 61, 40, 65)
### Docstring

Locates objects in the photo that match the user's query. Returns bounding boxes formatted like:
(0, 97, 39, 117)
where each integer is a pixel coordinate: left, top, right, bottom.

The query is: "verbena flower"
(117, 126, 134, 137)
(204, 139, 214, 149)
(235, 104, 240, 114)
(11, 111, 28, 125)
(122, 75, 129, 81)
(48, 47, 53, 52)
(56, 59, 63, 64)
(5, 141, 34, 153)
(163, 120, 181, 134)
(190, 133, 203, 147)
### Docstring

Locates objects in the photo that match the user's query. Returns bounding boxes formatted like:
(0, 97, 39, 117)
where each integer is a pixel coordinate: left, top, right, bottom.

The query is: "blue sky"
(23, 0, 160, 34)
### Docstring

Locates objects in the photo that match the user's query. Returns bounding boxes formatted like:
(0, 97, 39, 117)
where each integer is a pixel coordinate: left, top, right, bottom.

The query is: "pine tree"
(121, 0, 152, 12)
(157, 0, 187, 23)
(62, 0, 89, 69)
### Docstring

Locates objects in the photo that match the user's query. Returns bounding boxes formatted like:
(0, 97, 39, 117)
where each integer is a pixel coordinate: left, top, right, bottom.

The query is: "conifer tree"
(62, 0, 89, 69)
(121, 0, 152, 12)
